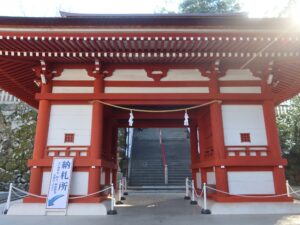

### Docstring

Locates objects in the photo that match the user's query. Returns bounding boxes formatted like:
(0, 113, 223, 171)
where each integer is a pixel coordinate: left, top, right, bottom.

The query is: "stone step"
(130, 128, 191, 187)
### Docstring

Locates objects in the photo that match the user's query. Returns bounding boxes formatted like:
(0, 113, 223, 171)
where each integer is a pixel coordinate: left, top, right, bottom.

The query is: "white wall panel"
(222, 105, 267, 146)
(105, 69, 152, 81)
(196, 171, 202, 188)
(228, 171, 275, 195)
(100, 168, 105, 185)
(53, 69, 95, 81)
(220, 87, 261, 94)
(41, 171, 88, 195)
(52, 86, 94, 93)
(105, 87, 209, 93)
(41, 172, 51, 195)
(219, 69, 261, 81)
(47, 105, 92, 146)
(162, 69, 209, 81)
(109, 170, 112, 184)
(207, 172, 216, 185)
(71, 172, 89, 195)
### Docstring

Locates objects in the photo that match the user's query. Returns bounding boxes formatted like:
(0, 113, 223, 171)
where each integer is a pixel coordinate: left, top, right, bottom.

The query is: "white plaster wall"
(220, 87, 261, 94)
(53, 69, 95, 81)
(197, 128, 201, 154)
(52, 86, 94, 93)
(105, 69, 152, 81)
(41, 172, 51, 195)
(41, 171, 88, 195)
(105, 87, 209, 93)
(228, 171, 275, 195)
(207, 172, 216, 185)
(162, 69, 209, 81)
(100, 168, 105, 185)
(219, 69, 261, 81)
(47, 105, 92, 146)
(71, 172, 89, 195)
(222, 105, 267, 146)
(196, 171, 202, 188)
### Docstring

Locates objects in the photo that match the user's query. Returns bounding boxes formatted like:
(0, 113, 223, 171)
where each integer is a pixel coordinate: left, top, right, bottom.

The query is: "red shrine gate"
(0, 14, 298, 207)
(24, 65, 292, 203)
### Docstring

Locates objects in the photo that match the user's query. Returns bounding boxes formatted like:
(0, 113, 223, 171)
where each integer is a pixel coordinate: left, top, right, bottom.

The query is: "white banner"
(46, 157, 74, 209)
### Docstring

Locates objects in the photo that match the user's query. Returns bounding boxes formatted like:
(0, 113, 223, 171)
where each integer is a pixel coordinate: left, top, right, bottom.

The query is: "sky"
(0, 0, 297, 18)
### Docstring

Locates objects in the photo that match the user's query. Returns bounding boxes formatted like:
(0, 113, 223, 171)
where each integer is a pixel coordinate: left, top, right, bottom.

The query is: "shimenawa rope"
(90, 99, 222, 113)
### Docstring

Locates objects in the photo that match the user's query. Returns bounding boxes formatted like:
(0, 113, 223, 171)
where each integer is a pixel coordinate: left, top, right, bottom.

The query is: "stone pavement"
(1, 192, 300, 225)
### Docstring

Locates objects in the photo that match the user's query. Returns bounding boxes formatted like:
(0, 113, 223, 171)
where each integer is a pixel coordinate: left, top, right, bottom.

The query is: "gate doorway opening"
(126, 128, 191, 189)
(113, 104, 205, 191)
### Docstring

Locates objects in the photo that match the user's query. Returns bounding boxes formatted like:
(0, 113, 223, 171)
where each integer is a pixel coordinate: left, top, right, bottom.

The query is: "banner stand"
(45, 157, 74, 216)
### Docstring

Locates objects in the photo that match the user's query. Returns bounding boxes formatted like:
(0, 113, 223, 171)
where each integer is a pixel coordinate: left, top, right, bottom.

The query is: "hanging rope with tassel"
(89, 99, 221, 113)
(90, 99, 221, 127)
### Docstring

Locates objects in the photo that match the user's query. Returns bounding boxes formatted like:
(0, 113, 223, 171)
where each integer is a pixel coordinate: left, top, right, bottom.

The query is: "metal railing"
(2, 182, 118, 215)
(184, 177, 300, 215)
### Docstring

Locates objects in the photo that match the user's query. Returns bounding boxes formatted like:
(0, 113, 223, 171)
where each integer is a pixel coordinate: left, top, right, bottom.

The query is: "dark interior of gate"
(128, 128, 191, 188)
(112, 105, 211, 190)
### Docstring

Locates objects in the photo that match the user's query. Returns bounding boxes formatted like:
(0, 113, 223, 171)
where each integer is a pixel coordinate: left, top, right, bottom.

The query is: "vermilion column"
(105, 120, 113, 185)
(197, 116, 206, 162)
(88, 76, 104, 194)
(28, 83, 51, 196)
(111, 126, 118, 187)
(189, 124, 199, 184)
(210, 102, 228, 195)
(197, 115, 207, 187)
(263, 100, 282, 159)
(273, 167, 287, 195)
(33, 83, 52, 159)
(263, 100, 287, 196)
(210, 102, 225, 160)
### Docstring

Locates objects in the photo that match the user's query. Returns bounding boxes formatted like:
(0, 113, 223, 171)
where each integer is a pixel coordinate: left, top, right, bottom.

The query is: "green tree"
(179, 0, 240, 13)
(277, 96, 300, 185)
(0, 103, 37, 191)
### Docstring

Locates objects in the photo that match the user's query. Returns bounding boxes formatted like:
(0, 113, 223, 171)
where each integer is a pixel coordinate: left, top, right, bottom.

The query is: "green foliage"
(179, 0, 240, 13)
(0, 103, 37, 191)
(277, 96, 300, 184)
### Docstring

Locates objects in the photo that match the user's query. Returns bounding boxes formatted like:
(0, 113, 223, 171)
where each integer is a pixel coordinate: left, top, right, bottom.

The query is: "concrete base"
(198, 199, 300, 214)
(7, 202, 108, 215)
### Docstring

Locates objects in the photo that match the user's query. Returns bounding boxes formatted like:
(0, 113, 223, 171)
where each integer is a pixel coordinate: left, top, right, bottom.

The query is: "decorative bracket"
(86, 59, 113, 78)
(250, 60, 280, 86)
(199, 60, 227, 78)
(145, 68, 168, 82)
(33, 60, 60, 85)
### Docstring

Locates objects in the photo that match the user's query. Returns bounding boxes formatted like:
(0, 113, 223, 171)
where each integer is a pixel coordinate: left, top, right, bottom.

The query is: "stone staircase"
(129, 128, 191, 187)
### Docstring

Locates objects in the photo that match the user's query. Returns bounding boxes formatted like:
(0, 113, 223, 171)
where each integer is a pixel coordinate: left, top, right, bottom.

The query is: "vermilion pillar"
(210, 102, 228, 195)
(210, 102, 225, 160)
(263, 100, 282, 159)
(189, 124, 199, 184)
(111, 126, 118, 188)
(88, 76, 104, 194)
(263, 100, 287, 195)
(197, 114, 206, 162)
(273, 167, 288, 195)
(28, 83, 51, 196)
(105, 120, 113, 185)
